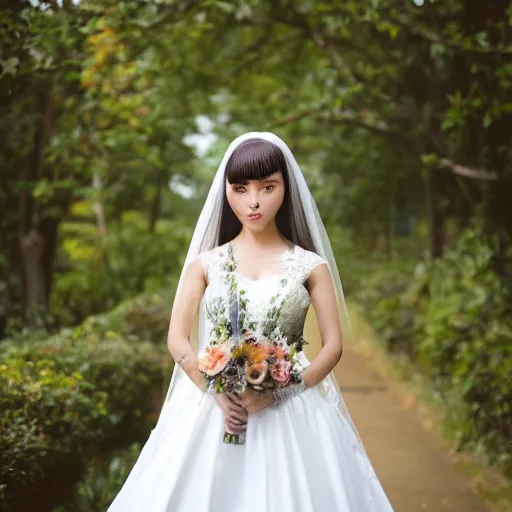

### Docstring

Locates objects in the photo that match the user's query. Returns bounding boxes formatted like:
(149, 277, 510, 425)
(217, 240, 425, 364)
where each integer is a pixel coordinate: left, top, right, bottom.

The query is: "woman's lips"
(248, 213, 262, 221)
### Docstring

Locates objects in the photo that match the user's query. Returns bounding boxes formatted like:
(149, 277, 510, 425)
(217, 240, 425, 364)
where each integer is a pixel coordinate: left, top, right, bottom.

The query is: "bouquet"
(198, 332, 304, 445)
(200, 244, 306, 444)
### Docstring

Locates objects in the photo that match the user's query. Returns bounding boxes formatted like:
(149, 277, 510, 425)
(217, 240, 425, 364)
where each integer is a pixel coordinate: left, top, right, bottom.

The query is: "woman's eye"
(233, 185, 273, 193)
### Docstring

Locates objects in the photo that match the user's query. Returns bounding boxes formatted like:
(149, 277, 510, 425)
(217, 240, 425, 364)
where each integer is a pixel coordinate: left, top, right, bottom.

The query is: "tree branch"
(331, 116, 397, 137)
(293, 6, 512, 56)
(269, 105, 325, 128)
(439, 158, 498, 181)
(382, 14, 512, 56)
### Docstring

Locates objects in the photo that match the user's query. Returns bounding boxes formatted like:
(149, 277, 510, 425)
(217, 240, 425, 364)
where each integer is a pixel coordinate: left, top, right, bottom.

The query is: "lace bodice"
(197, 243, 327, 353)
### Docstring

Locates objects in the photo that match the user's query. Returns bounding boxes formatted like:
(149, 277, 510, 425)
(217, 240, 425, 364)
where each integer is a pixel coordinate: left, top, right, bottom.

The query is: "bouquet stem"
(223, 430, 246, 445)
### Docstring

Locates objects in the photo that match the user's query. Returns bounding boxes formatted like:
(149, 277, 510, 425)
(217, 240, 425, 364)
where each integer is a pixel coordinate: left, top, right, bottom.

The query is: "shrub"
(0, 291, 174, 511)
(359, 222, 512, 476)
(355, 260, 417, 355)
(50, 211, 190, 326)
(52, 443, 143, 512)
(413, 227, 512, 473)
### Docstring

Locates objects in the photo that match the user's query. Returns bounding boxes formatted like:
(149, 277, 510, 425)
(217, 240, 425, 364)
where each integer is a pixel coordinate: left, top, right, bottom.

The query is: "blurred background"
(1, 0, 511, 510)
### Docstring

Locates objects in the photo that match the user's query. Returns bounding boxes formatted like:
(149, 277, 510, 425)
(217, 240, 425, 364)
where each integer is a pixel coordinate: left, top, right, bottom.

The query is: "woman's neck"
(234, 224, 291, 250)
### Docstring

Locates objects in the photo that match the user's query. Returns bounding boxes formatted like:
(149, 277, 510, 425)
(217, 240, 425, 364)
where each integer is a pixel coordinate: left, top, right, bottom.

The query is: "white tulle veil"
(158, 131, 368, 454)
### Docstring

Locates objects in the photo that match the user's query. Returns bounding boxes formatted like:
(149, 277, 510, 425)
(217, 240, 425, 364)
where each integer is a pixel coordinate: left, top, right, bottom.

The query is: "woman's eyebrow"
(261, 178, 280, 184)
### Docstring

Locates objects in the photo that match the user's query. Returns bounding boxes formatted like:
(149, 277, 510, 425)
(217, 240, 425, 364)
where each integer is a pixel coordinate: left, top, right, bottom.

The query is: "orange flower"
(232, 344, 249, 360)
(245, 343, 270, 364)
(246, 361, 268, 385)
(198, 345, 231, 376)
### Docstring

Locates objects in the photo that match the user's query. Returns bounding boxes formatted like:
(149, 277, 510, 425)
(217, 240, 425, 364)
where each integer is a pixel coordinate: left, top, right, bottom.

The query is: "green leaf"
(1, 56, 20, 77)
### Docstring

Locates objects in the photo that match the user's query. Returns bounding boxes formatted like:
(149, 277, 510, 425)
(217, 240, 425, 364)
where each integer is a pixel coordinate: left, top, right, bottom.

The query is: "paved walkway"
(334, 341, 488, 511)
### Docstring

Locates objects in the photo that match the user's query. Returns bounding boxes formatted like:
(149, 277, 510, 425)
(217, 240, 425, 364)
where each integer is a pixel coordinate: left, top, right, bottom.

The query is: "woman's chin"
(244, 223, 268, 232)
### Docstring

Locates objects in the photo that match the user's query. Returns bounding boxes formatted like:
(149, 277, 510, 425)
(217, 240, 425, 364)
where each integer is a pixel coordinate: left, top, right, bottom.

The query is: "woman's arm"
(300, 263, 343, 389)
(167, 257, 208, 392)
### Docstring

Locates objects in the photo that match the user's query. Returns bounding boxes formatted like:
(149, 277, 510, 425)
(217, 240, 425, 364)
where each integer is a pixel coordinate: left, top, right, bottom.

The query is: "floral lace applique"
(200, 244, 327, 350)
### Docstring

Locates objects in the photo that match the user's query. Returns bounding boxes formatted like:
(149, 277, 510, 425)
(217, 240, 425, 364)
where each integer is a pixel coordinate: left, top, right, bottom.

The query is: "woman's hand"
(230, 388, 274, 415)
(213, 393, 248, 435)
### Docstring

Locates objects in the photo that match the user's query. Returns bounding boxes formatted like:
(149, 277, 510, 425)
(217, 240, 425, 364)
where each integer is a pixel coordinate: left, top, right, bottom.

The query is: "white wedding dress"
(108, 243, 395, 511)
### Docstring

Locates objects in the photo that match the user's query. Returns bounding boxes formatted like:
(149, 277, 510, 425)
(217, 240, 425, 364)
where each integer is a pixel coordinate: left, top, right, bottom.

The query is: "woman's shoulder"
(294, 245, 327, 264)
(197, 246, 218, 266)
(196, 245, 227, 279)
(291, 245, 329, 280)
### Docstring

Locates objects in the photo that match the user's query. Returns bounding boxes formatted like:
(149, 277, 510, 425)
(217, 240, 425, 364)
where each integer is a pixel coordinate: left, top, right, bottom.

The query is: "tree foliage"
(1, 0, 511, 338)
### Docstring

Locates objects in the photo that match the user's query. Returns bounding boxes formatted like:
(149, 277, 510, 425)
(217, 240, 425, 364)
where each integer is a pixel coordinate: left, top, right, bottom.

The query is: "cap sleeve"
(302, 250, 328, 282)
(197, 251, 212, 283)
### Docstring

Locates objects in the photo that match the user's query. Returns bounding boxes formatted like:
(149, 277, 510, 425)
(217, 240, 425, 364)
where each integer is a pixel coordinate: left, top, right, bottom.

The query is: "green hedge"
(52, 443, 143, 512)
(357, 223, 512, 477)
(0, 291, 174, 511)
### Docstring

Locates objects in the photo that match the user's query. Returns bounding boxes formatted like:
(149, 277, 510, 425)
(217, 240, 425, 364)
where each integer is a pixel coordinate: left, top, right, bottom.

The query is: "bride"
(107, 132, 395, 511)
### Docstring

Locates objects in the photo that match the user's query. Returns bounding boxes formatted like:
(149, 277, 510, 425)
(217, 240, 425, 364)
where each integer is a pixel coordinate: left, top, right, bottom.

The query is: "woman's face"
(225, 171, 285, 231)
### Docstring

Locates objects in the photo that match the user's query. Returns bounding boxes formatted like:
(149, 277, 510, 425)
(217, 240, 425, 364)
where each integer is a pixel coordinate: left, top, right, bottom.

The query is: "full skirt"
(107, 377, 395, 512)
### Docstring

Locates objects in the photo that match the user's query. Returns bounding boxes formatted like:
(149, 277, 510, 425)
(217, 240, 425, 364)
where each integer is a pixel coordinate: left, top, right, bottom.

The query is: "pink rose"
(271, 360, 292, 385)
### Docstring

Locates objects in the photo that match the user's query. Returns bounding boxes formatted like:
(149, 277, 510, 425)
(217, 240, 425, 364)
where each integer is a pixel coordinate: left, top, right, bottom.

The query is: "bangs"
(225, 139, 287, 184)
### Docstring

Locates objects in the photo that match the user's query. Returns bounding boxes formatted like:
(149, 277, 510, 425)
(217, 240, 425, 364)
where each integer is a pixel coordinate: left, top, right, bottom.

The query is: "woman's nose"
(247, 191, 260, 204)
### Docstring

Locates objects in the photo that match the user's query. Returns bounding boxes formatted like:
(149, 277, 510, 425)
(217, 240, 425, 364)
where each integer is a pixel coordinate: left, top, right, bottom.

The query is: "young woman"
(108, 132, 395, 511)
